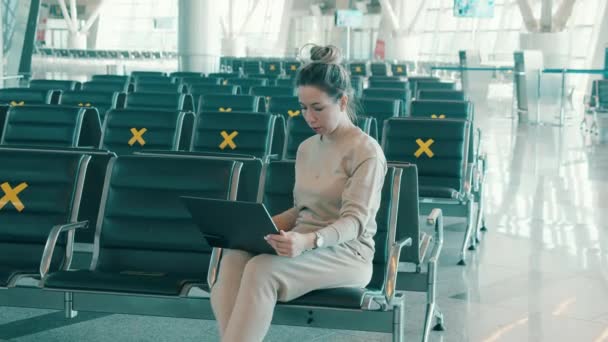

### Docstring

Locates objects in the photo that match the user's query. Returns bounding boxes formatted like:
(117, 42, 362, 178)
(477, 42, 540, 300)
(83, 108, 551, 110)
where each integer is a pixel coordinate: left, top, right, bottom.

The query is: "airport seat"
(363, 88, 408, 116)
(135, 83, 188, 94)
(131, 71, 167, 77)
(262, 61, 283, 76)
(284, 61, 302, 76)
(1, 105, 102, 148)
(242, 61, 263, 75)
(226, 78, 268, 94)
(283, 115, 313, 160)
(82, 81, 131, 93)
(58, 90, 125, 123)
(349, 62, 368, 77)
(250, 160, 414, 341)
(124, 92, 194, 112)
(181, 77, 222, 87)
(391, 63, 408, 76)
(359, 98, 400, 139)
(382, 117, 475, 265)
(368, 80, 410, 92)
(29, 79, 82, 91)
(0, 149, 89, 288)
(267, 96, 301, 122)
(356, 115, 378, 140)
(190, 112, 277, 159)
(274, 78, 294, 88)
(100, 109, 193, 156)
(410, 99, 472, 121)
(369, 76, 404, 82)
(0, 105, 8, 137)
(585, 80, 608, 138)
(371, 62, 389, 76)
(91, 75, 130, 83)
(416, 81, 456, 92)
(351, 76, 364, 97)
(133, 76, 172, 86)
(250, 86, 295, 98)
(0, 88, 59, 105)
(42, 155, 241, 302)
(169, 72, 204, 80)
(190, 85, 240, 96)
(198, 94, 261, 114)
(417, 90, 467, 101)
(407, 77, 440, 97)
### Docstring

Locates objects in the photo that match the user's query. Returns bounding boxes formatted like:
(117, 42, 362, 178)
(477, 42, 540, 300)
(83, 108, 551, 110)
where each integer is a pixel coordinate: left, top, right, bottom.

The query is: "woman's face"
(298, 85, 347, 136)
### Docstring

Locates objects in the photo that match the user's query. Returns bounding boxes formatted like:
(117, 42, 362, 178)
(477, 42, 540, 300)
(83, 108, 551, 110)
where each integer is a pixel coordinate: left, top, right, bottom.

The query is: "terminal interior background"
(0, 0, 607, 341)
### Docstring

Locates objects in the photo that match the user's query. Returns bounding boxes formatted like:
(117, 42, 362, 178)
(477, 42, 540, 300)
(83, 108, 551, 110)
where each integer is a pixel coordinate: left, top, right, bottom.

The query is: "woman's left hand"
(265, 231, 315, 257)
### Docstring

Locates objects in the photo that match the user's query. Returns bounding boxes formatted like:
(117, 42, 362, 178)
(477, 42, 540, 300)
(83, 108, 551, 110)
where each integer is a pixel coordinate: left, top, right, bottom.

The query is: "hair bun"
(309, 45, 343, 64)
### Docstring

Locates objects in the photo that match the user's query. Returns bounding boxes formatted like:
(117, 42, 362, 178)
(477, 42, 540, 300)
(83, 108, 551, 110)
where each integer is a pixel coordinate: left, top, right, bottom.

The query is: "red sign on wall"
(374, 39, 385, 60)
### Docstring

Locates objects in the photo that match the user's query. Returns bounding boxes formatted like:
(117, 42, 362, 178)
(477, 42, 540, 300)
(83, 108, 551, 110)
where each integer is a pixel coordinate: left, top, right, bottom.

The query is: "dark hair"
(295, 44, 358, 123)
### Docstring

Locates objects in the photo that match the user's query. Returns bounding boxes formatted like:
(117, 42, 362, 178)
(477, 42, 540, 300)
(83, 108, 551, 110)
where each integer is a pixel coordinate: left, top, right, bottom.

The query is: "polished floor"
(0, 90, 607, 341)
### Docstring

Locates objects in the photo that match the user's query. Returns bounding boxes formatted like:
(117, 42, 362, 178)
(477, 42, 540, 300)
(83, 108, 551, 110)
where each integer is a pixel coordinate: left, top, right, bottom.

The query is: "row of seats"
(0, 147, 444, 341)
(583, 79, 608, 137)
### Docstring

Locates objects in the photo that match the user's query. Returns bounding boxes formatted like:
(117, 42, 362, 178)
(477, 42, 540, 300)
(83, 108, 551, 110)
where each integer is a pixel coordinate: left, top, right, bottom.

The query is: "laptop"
(181, 196, 280, 255)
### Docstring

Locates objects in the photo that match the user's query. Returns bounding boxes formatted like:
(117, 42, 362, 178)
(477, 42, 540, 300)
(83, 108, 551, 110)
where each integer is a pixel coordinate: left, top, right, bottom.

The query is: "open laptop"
(181, 196, 279, 255)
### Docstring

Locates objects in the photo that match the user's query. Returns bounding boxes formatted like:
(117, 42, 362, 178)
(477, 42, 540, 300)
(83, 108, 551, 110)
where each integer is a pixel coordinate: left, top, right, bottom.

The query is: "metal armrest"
(426, 209, 445, 265)
(463, 162, 474, 195)
(263, 154, 280, 164)
(383, 236, 413, 305)
(40, 221, 89, 278)
(207, 247, 223, 289)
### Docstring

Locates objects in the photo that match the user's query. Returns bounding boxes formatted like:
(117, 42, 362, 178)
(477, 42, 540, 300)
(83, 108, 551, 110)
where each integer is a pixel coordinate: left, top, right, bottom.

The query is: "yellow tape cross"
(222, 80, 228, 85)
(355, 66, 362, 73)
(269, 64, 276, 71)
(287, 110, 301, 117)
(0, 182, 28, 212)
(431, 114, 446, 119)
(9, 101, 25, 106)
(414, 139, 435, 158)
(128, 128, 147, 146)
(78, 103, 92, 107)
(396, 66, 404, 73)
(220, 131, 238, 150)
(219, 107, 232, 112)
(290, 65, 297, 71)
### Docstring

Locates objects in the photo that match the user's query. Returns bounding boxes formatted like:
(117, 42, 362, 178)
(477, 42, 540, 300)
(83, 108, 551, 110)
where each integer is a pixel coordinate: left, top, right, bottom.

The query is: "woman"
(209, 44, 387, 342)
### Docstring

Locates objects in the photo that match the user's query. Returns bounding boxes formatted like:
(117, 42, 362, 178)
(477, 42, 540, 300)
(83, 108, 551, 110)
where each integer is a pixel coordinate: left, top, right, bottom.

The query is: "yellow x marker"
(219, 107, 232, 112)
(220, 131, 238, 150)
(290, 65, 297, 71)
(414, 139, 435, 158)
(0, 182, 28, 212)
(9, 101, 25, 106)
(287, 110, 300, 117)
(269, 64, 276, 71)
(128, 128, 147, 146)
(78, 103, 91, 107)
(355, 66, 362, 72)
(431, 114, 446, 119)
(222, 80, 228, 85)
(396, 66, 404, 73)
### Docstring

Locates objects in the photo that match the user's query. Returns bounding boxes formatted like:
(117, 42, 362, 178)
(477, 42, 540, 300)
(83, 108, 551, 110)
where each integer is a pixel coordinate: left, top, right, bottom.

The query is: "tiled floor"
(0, 94, 607, 341)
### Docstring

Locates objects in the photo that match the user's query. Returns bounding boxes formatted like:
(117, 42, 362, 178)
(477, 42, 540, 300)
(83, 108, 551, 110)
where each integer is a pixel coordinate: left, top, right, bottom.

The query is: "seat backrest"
(363, 88, 407, 116)
(356, 115, 378, 140)
(275, 78, 294, 88)
(349, 62, 368, 76)
(58, 91, 123, 123)
(417, 89, 466, 101)
(359, 98, 400, 138)
(416, 81, 456, 92)
(198, 94, 261, 113)
(267, 96, 301, 121)
(371, 62, 388, 76)
(391, 63, 408, 76)
(368, 80, 409, 91)
(0, 149, 89, 275)
(1, 105, 102, 148)
(227, 78, 268, 94)
(124, 92, 194, 112)
(29, 80, 81, 91)
(182, 77, 222, 87)
(91, 75, 130, 83)
(389, 162, 422, 264)
(93, 155, 241, 275)
(135, 83, 187, 94)
(284, 61, 302, 76)
(261, 160, 400, 292)
(595, 80, 608, 108)
(0, 88, 56, 105)
(250, 86, 295, 97)
(382, 117, 469, 193)
(101, 109, 191, 155)
(0, 105, 8, 138)
(170, 72, 204, 79)
(262, 61, 282, 76)
(242, 61, 262, 75)
(190, 86, 240, 106)
(191, 112, 276, 158)
(82, 81, 130, 93)
(283, 116, 314, 160)
(134, 76, 172, 85)
(410, 99, 472, 120)
(351, 76, 364, 96)
(131, 71, 166, 78)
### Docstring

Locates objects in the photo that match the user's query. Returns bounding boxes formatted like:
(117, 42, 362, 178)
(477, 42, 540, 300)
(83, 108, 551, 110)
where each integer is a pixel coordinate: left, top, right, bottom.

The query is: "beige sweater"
(281, 122, 387, 262)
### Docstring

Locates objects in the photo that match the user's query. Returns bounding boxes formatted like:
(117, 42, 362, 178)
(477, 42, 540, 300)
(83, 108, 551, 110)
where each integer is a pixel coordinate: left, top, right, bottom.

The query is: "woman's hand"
(265, 231, 316, 257)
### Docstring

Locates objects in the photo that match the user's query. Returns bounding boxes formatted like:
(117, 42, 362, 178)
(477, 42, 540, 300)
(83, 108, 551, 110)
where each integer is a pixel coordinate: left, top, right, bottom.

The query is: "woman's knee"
(241, 254, 279, 288)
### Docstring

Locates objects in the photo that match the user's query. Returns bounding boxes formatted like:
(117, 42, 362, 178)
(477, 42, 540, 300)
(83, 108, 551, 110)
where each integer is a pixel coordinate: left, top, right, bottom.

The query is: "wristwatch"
(314, 231, 324, 248)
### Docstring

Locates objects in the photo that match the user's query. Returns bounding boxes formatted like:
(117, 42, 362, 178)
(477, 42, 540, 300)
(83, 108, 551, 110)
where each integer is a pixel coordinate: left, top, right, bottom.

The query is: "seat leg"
(433, 307, 445, 331)
(64, 292, 78, 319)
(459, 196, 475, 264)
(392, 299, 405, 342)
